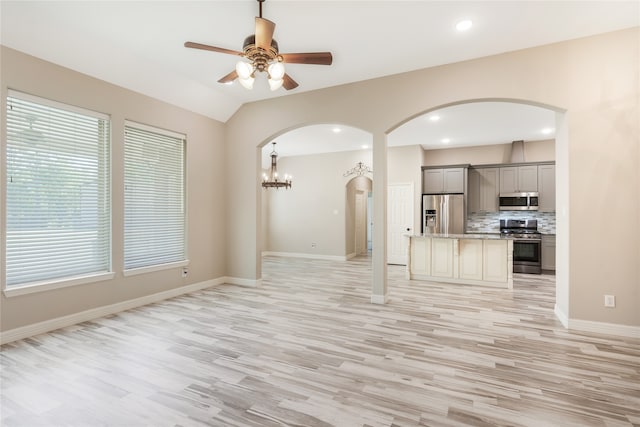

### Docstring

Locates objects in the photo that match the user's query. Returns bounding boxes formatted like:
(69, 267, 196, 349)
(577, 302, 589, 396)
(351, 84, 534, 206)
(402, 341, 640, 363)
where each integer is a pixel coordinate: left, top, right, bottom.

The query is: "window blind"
(124, 122, 186, 271)
(5, 91, 111, 287)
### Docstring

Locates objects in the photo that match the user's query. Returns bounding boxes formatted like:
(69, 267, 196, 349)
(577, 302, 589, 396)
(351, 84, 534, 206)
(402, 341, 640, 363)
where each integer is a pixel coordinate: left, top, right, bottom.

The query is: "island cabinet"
(458, 239, 484, 280)
(423, 167, 465, 194)
(500, 165, 538, 193)
(468, 167, 500, 213)
(407, 234, 513, 288)
(431, 238, 455, 278)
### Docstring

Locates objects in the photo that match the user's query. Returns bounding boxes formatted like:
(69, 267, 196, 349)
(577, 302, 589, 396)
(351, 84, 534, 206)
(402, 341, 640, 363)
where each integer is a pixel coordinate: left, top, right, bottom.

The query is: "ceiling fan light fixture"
(268, 61, 285, 80)
(236, 61, 254, 79)
(268, 77, 283, 91)
(184, 0, 332, 91)
(239, 76, 255, 89)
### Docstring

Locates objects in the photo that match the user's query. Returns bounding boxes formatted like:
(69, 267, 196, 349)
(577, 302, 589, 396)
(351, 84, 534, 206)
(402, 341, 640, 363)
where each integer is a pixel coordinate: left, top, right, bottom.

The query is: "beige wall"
(225, 28, 639, 328)
(422, 139, 555, 166)
(1, 27, 638, 334)
(264, 149, 372, 257)
(263, 145, 420, 257)
(0, 47, 227, 332)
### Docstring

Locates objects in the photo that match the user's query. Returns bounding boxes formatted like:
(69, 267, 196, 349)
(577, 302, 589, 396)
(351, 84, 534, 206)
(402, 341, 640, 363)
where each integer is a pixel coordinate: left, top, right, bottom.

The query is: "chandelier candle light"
(262, 142, 292, 189)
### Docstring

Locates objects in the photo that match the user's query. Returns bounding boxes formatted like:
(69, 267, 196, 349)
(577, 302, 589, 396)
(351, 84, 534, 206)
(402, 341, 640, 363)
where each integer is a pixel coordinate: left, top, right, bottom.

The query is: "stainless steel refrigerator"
(423, 194, 465, 235)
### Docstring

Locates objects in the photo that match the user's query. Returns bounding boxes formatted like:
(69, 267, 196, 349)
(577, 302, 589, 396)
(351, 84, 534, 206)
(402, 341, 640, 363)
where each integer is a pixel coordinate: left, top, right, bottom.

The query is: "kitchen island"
(406, 234, 513, 289)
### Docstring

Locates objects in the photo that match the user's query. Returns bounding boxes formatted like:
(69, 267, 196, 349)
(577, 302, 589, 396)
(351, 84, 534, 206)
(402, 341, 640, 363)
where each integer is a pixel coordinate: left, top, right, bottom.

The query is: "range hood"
(510, 140, 525, 163)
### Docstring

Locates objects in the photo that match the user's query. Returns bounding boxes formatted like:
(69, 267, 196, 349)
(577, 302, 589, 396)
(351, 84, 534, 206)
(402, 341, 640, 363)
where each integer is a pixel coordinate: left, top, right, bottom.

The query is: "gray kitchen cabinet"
(423, 169, 444, 193)
(468, 167, 499, 213)
(423, 167, 465, 194)
(538, 164, 556, 212)
(541, 234, 556, 271)
(467, 169, 480, 213)
(500, 165, 538, 193)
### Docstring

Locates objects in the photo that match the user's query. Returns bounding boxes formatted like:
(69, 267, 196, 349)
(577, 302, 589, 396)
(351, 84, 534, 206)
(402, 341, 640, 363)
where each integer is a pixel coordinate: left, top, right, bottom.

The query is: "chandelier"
(343, 162, 373, 177)
(262, 142, 292, 189)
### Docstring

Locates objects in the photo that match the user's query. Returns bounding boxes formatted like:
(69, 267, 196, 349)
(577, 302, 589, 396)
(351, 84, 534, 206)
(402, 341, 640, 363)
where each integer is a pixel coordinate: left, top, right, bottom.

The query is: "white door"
(387, 183, 414, 265)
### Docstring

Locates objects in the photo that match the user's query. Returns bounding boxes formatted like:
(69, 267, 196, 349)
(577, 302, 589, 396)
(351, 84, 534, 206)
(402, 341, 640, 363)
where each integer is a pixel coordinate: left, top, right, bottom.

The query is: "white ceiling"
(2, 1, 638, 163)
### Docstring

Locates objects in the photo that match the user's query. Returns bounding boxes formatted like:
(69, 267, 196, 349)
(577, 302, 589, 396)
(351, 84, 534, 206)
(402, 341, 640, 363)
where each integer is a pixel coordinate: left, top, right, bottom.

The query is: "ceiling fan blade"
(184, 41, 244, 57)
(282, 73, 299, 90)
(280, 52, 333, 65)
(217, 70, 238, 84)
(255, 17, 275, 51)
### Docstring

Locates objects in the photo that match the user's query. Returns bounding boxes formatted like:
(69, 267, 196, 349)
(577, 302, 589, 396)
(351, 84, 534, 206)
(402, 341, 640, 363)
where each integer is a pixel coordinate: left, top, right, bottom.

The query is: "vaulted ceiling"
(2, 1, 638, 160)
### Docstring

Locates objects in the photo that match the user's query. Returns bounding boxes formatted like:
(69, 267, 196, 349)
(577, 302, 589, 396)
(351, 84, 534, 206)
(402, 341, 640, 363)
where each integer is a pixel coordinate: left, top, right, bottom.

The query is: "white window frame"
(123, 120, 188, 276)
(3, 90, 114, 297)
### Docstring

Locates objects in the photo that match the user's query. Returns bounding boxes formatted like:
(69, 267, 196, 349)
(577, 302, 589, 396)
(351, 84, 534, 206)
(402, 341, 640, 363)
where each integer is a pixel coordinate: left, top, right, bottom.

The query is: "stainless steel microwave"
(499, 192, 539, 211)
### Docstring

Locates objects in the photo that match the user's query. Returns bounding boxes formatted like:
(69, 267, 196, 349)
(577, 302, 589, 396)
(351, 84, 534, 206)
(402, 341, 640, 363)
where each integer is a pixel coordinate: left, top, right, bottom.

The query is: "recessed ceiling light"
(456, 20, 473, 32)
(361, 145, 369, 149)
(332, 127, 341, 133)
(441, 138, 451, 144)
(541, 127, 554, 135)
(429, 115, 440, 122)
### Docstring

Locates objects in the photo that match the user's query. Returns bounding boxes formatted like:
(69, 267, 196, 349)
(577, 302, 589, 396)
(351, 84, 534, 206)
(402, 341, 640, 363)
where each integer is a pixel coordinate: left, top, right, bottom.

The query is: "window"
(124, 122, 186, 272)
(5, 91, 111, 290)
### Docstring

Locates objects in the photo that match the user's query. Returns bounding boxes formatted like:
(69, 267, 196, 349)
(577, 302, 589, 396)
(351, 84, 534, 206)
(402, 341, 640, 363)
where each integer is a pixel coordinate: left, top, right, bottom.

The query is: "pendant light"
(262, 142, 292, 189)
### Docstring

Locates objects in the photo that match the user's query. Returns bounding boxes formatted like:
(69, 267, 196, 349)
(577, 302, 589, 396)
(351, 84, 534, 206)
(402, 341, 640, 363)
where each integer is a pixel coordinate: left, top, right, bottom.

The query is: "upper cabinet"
(468, 167, 500, 213)
(423, 167, 465, 194)
(499, 165, 538, 193)
(537, 164, 556, 212)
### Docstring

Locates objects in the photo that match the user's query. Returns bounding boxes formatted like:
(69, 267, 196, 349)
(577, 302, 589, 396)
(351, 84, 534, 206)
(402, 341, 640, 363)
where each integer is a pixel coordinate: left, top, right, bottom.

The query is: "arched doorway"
(258, 123, 374, 277)
(345, 176, 373, 258)
(385, 99, 567, 322)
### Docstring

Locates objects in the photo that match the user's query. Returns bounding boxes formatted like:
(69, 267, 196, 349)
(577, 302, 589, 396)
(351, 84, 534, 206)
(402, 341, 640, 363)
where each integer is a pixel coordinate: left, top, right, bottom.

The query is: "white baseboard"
(568, 318, 640, 339)
(224, 276, 262, 287)
(262, 251, 348, 261)
(0, 278, 224, 345)
(554, 304, 569, 328)
(345, 252, 357, 260)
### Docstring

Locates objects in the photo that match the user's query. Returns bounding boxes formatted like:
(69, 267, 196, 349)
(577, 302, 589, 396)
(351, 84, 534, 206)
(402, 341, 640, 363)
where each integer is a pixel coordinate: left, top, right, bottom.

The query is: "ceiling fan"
(184, 0, 333, 91)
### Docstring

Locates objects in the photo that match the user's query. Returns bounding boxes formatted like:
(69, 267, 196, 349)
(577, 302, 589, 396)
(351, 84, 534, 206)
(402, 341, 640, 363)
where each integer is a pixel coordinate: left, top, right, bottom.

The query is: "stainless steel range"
(500, 219, 542, 274)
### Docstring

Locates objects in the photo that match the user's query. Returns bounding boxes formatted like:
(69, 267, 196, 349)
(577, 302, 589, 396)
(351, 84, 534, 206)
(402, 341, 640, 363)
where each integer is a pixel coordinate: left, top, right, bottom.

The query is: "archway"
(345, 176, 373, 258)
(257, 123, 374, 284)
(385, 99, 568, 323)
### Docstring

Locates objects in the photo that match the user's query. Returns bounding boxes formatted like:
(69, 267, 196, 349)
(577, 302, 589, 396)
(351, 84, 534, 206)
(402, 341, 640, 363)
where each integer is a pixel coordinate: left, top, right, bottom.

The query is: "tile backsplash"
(466, 211, 556, 234)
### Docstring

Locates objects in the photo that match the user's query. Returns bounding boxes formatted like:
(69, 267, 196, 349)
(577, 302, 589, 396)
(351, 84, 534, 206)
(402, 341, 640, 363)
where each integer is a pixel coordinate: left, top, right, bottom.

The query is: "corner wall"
(0, 47, 227, 333)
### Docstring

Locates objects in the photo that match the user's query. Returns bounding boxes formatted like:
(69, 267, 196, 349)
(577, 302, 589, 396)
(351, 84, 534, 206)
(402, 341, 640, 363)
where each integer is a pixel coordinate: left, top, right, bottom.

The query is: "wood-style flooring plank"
(1, 256, 639, 426)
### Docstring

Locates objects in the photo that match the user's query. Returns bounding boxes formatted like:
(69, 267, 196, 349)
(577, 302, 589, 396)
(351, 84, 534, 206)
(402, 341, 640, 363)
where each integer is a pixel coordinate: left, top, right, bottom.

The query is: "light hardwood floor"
(1, 256, 639, 426)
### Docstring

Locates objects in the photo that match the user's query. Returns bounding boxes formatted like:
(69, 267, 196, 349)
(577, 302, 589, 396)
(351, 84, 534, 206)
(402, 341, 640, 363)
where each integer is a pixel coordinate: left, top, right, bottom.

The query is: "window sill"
(123, 260, 189, 277)
(3, 272, 116, 297)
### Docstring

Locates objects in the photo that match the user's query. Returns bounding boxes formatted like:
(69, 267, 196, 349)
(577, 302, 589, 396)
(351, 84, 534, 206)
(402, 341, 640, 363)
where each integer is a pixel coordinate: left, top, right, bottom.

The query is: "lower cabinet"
(410, 237, 431, 276)
(431, 238, 454, 278)
(459, 239, 483, 280)
(483, 239, 509, 283)
(541, 235, 556, 271)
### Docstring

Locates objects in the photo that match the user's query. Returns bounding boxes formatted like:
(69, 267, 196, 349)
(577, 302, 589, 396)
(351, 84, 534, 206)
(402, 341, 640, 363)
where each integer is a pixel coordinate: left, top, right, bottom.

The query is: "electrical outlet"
(311, 242, 316, 248)
(181, 267, 188, 278)
(604, 294, 615, 308)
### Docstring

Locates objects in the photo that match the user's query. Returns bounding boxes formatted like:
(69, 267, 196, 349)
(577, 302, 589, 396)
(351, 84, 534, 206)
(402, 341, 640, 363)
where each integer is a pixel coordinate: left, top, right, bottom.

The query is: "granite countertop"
(407, 233, 511, 240)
